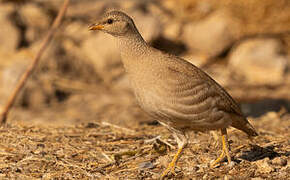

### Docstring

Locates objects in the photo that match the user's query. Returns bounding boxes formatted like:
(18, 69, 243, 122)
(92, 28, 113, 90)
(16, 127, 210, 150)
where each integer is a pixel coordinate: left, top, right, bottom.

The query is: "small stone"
(129, 10, 162, 42)
(0, 4, 19, 52)
(202, 174, 208, 179)
(254, 158, 274, 174)
(182, 9, 241, 57)
(0, 50, 30, 105)
(163, 21, 182, 41)
(265, 111, 279, 120)
(20, 3, 51, 43)
(138, 161, 154, 169)
(42, 173, 52, 179)
(151, 173, 160, 179)
(66, 0, 105, 18)
(85, 122, 100, 128)
(228, 161, 236, 168)
(271, 157, 287, 166)
(229, 38, 288, 85)
(224, 175, 234, 180)
(81, 33, 123, 83)
(20, 4, 50, 29)
(64, 22, 91, 42)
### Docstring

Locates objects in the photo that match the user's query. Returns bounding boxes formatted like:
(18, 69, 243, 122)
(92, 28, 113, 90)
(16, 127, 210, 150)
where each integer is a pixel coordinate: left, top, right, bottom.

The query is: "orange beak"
(89, 24, 104, 30)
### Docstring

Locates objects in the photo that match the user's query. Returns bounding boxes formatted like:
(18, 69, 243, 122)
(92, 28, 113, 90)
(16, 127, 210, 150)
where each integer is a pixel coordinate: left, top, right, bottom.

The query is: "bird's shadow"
(238, 144, 289, 162)
(151, 36, 187, 56)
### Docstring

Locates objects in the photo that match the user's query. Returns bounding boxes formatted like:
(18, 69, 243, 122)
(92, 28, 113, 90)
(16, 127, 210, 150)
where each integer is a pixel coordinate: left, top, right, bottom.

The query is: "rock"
(162, 20, 182, 41)
(66, 0, 106, 18)
(195, 0, 213, 15)
(182, 9, 241, 57)
(28, 38, 60, 71)
(0, 4, 19, 52)
(254, 158, 274, 174)
(271, 157, 287, 166)
(0, 46, 56, 108)
(229, 38, 288, 85)
(0, 50, 30, 105)
(138, 161, 154, 170)
(19, 3, 51, 43)
(81, 33, 124, 84)
(170, 0, 215, 21)
(129, 10, 162, 42)
(63, 21, 91, 43)
(265, 111, 279, 120)
(20, 4, 50, 29)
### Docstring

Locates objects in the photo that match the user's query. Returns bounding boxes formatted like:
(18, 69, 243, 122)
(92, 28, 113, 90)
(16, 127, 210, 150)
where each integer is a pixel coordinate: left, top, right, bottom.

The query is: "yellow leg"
(222, 128, 232, 165)
(161, 147, 183, 178)
(211, 128, 231, 167)
(211, 146, 225, 166)
(161, 132, 187, 178)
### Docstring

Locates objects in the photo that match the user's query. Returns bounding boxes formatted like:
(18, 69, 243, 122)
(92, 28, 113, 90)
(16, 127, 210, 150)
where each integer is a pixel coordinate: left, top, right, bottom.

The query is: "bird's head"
(89, 11, 136, 37)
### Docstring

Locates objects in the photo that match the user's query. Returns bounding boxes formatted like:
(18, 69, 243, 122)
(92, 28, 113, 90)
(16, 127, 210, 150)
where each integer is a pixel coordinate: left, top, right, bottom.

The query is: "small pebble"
(228, 161, 236, 168)
(271, 157, 287, 166)
(138, 161, 154, 169)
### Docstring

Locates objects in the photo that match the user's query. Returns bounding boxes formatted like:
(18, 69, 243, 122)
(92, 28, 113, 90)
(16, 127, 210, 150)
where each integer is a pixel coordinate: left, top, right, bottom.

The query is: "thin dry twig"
(144, 135, 176, 149)
(101, 122, 136, 134)
(101, 152, 114, 163)
(0, 0, 70, 125)
(93, 147, 152, 174)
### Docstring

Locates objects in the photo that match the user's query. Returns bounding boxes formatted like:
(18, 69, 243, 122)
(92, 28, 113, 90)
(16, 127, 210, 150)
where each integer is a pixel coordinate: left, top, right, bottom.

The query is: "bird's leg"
(211, 128, 231, 167)
(222, 128, 232, 164)
(211, 147, 225, 167)
(161, 132, 187, 178)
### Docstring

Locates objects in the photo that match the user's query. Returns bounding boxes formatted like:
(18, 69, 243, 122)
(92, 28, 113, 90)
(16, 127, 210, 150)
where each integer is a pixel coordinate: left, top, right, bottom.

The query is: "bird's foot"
(210, 150, 225, 168)
(161, 160, 177, 178)
(210, 128, 232, 168)
(161, 147, 183, 178)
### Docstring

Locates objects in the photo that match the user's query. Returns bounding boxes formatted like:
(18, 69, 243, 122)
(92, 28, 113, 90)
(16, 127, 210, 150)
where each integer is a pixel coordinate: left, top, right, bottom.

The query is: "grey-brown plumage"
(89, 11, 258, 177)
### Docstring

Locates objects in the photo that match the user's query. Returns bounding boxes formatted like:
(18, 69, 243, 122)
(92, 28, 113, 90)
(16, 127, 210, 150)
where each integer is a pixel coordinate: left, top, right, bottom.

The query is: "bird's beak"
(89, 23, 104, 30)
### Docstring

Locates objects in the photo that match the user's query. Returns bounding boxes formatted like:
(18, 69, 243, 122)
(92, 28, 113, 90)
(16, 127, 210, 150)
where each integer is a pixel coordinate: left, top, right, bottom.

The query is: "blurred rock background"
(0, 0, 289, 127)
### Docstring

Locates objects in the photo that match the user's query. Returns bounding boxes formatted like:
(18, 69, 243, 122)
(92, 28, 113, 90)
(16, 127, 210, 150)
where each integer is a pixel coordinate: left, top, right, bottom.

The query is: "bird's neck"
(118, 33, 149, 74)
(117, 32, 148, 58)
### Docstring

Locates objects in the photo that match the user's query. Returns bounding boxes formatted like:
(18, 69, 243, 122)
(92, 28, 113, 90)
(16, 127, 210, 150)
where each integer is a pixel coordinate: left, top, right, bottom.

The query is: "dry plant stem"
(101, 122, 136, 134)
(94, 151, 145, 174)
(0, 0, 70, 125)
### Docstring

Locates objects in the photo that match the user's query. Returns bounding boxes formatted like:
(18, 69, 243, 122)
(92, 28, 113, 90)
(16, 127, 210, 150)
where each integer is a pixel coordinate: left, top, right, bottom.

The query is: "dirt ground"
(0, 107, 289, 179)
(0, 0, 289, 179)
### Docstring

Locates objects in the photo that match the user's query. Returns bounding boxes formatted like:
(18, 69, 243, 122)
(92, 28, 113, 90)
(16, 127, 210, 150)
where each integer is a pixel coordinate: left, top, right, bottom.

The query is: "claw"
(161, 147, 183, 178)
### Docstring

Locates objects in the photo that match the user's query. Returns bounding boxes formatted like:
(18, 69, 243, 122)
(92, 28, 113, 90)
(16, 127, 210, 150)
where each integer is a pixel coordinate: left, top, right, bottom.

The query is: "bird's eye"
(107, 19, 113, 24)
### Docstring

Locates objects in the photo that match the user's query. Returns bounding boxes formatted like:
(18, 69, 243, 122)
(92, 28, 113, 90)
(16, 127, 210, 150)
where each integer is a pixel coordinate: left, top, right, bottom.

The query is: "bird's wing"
(166, 55, 243, 117)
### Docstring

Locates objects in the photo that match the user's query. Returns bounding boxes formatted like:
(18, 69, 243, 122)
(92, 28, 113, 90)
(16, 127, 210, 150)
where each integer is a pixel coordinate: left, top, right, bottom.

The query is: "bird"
(89, 10, 258, 178)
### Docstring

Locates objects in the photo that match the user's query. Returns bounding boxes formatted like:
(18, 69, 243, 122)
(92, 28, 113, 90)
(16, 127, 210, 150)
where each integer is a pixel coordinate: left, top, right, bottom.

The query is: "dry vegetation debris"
(0, 112, 289, 179)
